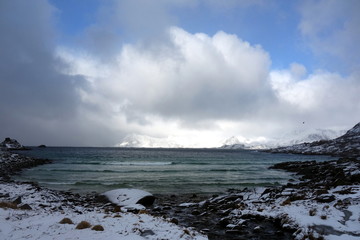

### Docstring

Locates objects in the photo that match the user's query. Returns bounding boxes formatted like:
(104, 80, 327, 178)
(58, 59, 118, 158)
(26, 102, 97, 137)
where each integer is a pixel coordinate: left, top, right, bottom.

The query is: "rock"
(0, 137, 27, 150)
(19, 204, 32, 210)
(102, 189, 155, 208)
(191, 210, 201, 215)
(12, 196, 22, 205)
(218, 217, 231, 228)
(170, 218, 179, 224)
(315, 194, 336, 203)
(0, 193, 10, 198)
(253, 226, 262, 233)
(91, 225, 104, 231)
(140, 229, 155, 237)
(225, 229, 242, 234)
(38, 145, 47, 148)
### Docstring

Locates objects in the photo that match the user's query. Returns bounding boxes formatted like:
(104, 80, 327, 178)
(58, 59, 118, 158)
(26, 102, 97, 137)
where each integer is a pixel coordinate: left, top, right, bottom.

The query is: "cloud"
(0, 0, 117, 146)
(60, 27, 273, 127)
(298, 0, 360, 73)
(1, 0, 359, 147)
(270, 64, 360, 127)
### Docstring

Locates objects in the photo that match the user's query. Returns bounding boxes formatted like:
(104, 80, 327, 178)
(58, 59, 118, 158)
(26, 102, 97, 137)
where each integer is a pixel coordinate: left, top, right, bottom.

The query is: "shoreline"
(0, 150, 208, 240)
(1, 150, 360, 239)
(149, 157, 360, 239)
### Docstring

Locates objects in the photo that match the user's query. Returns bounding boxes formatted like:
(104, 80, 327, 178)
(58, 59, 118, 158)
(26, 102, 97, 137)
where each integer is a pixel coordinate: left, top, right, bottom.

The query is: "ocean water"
(15, 147, 335, 195)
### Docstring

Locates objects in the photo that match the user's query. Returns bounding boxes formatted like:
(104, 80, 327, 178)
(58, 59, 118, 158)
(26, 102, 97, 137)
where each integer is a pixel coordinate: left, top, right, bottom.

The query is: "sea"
(14, 147, 336, 195)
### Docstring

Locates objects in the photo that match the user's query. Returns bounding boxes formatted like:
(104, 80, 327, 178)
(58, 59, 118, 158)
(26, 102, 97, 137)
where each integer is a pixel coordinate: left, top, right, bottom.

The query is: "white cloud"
(60, 27, 271, 121)
(57, 27, 275, 146)
(270, 65, 360, 126)
(58, 24, 360, 147)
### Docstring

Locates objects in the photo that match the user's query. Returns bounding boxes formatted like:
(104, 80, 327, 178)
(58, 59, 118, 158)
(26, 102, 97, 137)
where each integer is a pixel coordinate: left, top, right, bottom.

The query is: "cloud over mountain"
(1, 0, 359, 147)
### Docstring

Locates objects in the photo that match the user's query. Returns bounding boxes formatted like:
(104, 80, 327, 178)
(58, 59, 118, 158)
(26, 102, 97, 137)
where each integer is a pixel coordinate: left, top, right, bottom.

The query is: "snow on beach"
(231, 186, 360, 239)
(0, 151, 207, 240)
(0, 181, 207, 240)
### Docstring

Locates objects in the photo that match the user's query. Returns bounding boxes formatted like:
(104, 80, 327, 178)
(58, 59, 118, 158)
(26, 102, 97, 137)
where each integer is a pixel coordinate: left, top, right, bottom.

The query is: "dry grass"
(138, 209, 148, 214)
(59, 218, 74, 224)
(280, 199, 291, 206)
(0, 201, 18, 209)
(76, 221, 91, 230)
(309, 208, 317, 216)
(91, 225, 104, 231)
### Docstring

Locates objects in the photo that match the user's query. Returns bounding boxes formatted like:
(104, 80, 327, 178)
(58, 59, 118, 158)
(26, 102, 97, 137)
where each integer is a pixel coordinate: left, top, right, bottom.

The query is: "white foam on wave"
(107, 161, 173, 166)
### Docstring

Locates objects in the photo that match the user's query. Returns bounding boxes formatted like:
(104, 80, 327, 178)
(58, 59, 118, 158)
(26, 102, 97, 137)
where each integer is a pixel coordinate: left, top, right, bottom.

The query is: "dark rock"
(19, 204, 32, 210)
(140, 229, 155, 237)
(170, 218, 179, 224)
(136, 195, 155, 207)
(191, 210, 201, 215)
(225, 229, 242, 234)
(218, 217, 231, 227)
(253, 226, 263, 233)
(94, 194, 109, 204)
(315, 194, 336, 203)
(12, 196, 22, 205)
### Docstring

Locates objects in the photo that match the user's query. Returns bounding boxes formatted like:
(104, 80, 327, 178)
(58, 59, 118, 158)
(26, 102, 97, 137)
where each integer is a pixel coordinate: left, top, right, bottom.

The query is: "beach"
(0, 150, 207, 240)
(1, 150, 360, 239)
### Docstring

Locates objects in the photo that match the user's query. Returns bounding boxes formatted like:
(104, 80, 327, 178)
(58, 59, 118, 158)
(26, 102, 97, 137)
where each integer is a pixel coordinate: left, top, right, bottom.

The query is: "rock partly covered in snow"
(102, 188, 155, 211)
(0, 137, 26, 150)
(269, 122, 360, 157)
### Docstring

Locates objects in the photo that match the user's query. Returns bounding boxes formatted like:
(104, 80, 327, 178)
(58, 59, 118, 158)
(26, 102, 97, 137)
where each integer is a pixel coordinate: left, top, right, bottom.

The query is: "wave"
(106, 161, 174, 166)
(63, 161, 174, 166)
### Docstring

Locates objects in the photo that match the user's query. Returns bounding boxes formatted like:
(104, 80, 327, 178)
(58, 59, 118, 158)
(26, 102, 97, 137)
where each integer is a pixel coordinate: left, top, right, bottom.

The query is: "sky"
(1, 0, 360, 147)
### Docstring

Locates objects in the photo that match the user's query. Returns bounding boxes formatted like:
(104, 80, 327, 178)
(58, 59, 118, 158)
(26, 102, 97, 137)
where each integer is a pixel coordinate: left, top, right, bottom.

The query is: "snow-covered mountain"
(116, 134, 183, 148)
(220, 128, 346, 150)
(269, 122, 360, 157)
(221, 136, 246, 149)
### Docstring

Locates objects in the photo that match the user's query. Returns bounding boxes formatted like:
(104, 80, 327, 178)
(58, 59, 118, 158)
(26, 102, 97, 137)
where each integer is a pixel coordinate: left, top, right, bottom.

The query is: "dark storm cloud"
(0, 0, 90, 145)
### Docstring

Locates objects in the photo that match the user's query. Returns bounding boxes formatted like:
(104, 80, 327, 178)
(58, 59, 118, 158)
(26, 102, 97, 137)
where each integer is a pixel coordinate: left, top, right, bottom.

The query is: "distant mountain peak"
(269, 122, 360, 157)
(116, 134, 183, 148)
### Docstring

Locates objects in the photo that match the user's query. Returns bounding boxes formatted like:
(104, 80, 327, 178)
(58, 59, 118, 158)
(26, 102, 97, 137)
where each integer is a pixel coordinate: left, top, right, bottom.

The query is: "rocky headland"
(0, 150, 51, 180)
(0, 137, 29, 150)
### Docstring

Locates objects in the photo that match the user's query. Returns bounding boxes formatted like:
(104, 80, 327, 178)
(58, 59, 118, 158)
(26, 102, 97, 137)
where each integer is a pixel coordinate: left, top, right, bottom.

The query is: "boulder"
(102, 188, 155, 209)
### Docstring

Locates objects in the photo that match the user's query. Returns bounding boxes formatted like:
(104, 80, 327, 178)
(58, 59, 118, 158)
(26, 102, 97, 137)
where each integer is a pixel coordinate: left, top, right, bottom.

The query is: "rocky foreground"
(148, 157, 360, 240)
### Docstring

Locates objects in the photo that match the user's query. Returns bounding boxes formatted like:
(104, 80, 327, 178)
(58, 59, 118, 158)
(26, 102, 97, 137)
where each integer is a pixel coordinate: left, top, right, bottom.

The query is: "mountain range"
(220, 128, 346, 150)
(268, 122, 360, 157)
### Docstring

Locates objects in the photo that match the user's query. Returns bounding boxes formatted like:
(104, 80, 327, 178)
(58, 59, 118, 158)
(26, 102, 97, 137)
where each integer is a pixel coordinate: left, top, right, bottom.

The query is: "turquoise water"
(15, 147, 336, 194)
